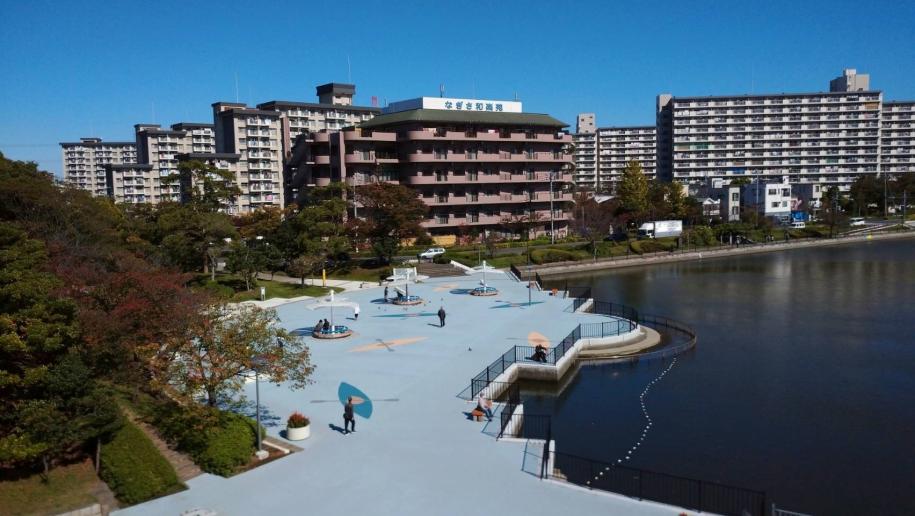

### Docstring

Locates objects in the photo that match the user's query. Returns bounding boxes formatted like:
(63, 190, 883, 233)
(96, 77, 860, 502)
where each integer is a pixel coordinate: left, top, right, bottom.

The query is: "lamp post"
(252, 354, 268, 458)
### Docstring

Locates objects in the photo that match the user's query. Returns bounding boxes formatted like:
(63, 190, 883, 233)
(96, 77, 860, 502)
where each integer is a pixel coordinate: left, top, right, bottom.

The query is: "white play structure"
(450, 260, 504, 296)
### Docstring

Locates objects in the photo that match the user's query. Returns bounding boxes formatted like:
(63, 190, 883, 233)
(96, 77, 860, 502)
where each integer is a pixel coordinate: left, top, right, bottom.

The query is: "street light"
(252, 354, 268, 458)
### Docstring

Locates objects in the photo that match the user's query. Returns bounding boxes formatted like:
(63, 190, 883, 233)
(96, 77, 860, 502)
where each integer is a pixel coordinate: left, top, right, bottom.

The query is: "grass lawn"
(326, 265, 392, 282)
(232, 279, 342, 302)
(0, 459, 101, 515)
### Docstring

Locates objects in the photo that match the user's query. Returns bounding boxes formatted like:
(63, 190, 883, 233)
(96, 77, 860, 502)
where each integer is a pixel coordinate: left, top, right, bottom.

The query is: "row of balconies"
(676, 96, 880, 109)
(402, 150, 569, 163)
(385, 129, 571, 143)
(674, 124, 880, 135)
(423, 210, 570, 228)
(402, 171, 572, 185)
(420, 192, 572, 206)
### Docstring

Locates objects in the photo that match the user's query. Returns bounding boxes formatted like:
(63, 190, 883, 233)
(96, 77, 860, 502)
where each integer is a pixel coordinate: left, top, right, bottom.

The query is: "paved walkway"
(115, 275, 687, 516)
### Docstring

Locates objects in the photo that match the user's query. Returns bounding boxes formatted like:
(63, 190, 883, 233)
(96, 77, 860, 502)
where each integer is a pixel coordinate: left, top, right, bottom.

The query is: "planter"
(287, 424, 311, 441)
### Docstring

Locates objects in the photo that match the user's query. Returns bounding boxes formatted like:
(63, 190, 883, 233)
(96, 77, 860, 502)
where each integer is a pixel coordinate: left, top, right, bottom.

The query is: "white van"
(790, 221, 806, 229)
(849, 217, 866, 227)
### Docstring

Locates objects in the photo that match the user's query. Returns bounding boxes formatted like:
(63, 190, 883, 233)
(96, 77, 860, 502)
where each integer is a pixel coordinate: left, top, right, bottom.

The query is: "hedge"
(530, 248, 581, 265)
(99, 420, 182, 505)
(151, 403, 261, 477)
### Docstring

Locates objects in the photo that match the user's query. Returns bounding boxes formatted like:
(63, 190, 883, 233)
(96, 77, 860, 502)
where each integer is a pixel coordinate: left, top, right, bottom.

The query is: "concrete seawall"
(529, 230, 915, 278)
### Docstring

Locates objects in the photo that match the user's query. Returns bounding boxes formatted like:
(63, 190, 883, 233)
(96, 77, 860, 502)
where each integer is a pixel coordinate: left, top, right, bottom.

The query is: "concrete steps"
(416, 261, 462, 278)
(121, 407, 202, 483)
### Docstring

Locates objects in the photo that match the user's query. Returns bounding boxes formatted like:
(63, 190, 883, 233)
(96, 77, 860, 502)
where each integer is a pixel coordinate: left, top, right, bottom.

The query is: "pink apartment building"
(285, 97, 575, 243)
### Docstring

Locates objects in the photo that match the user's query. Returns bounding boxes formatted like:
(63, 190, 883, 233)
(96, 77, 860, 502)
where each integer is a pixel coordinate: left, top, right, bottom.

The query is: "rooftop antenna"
(234, 72, 240, 103)
(347, 54, 352, 83)
(439, 84, 445, 98)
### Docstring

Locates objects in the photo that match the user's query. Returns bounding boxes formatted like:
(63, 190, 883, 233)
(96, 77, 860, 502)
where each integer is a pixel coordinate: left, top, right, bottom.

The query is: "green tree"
(279, 183, 350, 264)
(821, 186, 846, 236)
(288, 254, 321, 286)
(616, 160, 649, 219)
(169, 160, 242, 213)
(355, 183, 429, 263)
(155, 204, 237, 273)
(161, 302, 314, 407)
(225, 240, 267, 291)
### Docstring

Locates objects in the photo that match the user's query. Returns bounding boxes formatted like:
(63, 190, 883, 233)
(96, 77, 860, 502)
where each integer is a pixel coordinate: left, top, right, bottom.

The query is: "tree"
(288, 254, 321, 286)
(225, 240, 267, 291)
(355, 183, 428, 263)
(500, 209, 544, 241)
(154, 204, 237, 273)
(571, 193, 615, 246)
(821, 186, 846, 237)
(169, 160, 242, 213)
(278, 184, 350, 264)
(616, 160, 649, 219)
(160, 302, 314, 407)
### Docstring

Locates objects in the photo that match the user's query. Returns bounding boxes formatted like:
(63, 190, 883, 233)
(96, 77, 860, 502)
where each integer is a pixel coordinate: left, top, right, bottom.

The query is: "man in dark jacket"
(344, 397, 355, 433)
(437, 306, 446, 327)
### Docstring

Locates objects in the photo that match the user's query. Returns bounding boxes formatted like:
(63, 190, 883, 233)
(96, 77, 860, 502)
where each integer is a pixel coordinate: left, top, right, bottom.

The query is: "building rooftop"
(359, 109, 568, 129)
(60, 140, 136, 146)
(668, 90, 883, 102)
(316, 82, 356, 96)
(256, 100, 381, 113)
(171, 122, 215, 129)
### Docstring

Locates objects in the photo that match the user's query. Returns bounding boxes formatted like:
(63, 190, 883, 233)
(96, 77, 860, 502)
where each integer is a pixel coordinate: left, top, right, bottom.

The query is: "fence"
(498, 410, 552, 441)
(549, 451, 766, 516)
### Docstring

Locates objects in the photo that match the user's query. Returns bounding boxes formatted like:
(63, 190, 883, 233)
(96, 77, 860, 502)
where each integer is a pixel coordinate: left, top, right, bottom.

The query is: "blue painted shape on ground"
(338, 382, 373, 419)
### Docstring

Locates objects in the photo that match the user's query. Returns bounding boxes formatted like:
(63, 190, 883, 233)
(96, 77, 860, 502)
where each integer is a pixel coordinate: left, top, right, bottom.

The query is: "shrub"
(530, 248, 581, 265)
(629, 239, 676, 254)
(414, 233, 434, 246)
(287, 412, 309, 428)
(99, 420, 182, 505)
(194, 411, 259, 477)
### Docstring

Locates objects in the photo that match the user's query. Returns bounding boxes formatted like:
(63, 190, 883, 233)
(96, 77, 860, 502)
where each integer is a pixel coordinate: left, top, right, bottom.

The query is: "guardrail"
(549, 451, 766, 516)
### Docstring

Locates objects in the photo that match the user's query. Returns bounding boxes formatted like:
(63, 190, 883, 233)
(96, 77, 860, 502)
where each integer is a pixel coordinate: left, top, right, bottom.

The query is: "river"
(534, 238, 915, 515)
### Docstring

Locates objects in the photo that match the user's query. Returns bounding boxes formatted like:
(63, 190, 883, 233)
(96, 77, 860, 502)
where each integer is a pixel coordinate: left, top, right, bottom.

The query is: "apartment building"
(60, 138, 136, 196)
(881, 101, 915, 175)
(572, 113, 597, 188)
(212, 103, 284, 211)
(257, 83, 380, 159)
(287, 97, 574, 244)
(596, 126, 657, 186)
(572, 114, 657, 192)
(657, 70, 883, 190)
(105, 164, 156, 204)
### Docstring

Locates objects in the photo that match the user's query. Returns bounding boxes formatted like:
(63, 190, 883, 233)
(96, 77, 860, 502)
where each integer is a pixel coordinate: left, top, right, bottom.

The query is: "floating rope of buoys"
(586, 356, 679, 486)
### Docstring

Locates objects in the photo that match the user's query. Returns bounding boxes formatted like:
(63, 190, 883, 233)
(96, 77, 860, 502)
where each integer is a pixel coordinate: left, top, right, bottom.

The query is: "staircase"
(121, 407, 202, 482)
(416, 261, 462, 278)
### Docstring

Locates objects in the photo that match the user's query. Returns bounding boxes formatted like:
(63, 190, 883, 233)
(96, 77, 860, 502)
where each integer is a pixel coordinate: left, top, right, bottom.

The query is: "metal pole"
(255, 369, 262, 452)
(549, 172, 555, 244)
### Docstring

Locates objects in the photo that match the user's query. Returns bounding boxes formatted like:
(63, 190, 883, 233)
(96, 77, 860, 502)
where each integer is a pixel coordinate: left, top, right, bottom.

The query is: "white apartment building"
(60, 138, 136, 196)
(881, 101, 915, 175)
(105, 164, 156, 204)
(257, 83, 380, 159)
(212, 103, 284, 211)
(657, 70, 883, 190)
(596, 126, 657, 186)
(133, 123, 217, 203)
(573, 113, 657, 191)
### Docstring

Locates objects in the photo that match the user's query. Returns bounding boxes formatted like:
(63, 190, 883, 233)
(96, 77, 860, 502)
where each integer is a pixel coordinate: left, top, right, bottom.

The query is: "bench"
(471, 409, 485, 422)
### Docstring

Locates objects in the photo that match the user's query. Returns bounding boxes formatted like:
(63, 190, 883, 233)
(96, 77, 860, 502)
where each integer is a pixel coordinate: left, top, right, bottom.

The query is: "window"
(435, 170, 447, 182)
(771, 202, 780, 208)
(732, 193, 739, 201)
(768, 188, 777, 195)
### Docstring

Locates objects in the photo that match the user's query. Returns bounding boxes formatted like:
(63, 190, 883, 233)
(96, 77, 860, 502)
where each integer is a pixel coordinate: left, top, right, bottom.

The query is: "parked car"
(849, 217, 867, 227)
(418, 247, 446, 260)
(791, 221, 806, 229)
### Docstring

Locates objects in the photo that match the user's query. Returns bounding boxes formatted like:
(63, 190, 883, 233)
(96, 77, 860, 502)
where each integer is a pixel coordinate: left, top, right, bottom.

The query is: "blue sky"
(2, 0, 914, 176)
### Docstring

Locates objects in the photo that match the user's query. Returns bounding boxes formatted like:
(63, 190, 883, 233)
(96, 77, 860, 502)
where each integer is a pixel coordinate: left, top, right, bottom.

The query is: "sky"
(2, 0, 914, 176)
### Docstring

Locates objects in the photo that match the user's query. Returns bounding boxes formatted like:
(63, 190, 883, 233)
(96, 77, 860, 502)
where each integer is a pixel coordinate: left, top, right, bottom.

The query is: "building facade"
(596, 125, 657, 185)
(656, 70, 884, 190)
(61, 138, 137, 196)
(881, 101, 915, 175)
(212, 103, 284, 211)
(257, 83, 380, 160)
(287, 97, 574, 244)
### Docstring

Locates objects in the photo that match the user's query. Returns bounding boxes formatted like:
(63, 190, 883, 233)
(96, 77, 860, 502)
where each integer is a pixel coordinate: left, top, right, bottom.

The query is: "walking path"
(115, 275, 688, 516)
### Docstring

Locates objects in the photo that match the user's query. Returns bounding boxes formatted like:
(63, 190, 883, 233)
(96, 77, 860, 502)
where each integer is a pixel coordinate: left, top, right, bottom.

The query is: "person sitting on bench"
(532, 344, 548, 363)
(476, 394, 494, 421)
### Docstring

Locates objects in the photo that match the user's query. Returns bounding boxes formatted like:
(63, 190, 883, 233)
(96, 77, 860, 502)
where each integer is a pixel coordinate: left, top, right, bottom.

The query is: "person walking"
(343, 396, 355, 434)
(384, 285, 389, 301)
(437, 306, 446, 327)
(354, 304, 360, 320)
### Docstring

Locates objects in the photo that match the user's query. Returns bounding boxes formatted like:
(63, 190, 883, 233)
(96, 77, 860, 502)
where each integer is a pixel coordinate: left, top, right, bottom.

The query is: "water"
(531, 239, 915, 515)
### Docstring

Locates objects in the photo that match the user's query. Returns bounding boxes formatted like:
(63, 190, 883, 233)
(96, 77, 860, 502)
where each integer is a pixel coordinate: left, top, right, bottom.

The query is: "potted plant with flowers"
(286, 412, 311, 441)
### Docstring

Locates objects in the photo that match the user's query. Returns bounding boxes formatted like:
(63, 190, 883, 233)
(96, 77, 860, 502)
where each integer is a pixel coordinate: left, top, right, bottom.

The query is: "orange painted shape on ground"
(433, 283, 459, 292)
(528, 331, 551, 349)
(349, 336, 427, 353)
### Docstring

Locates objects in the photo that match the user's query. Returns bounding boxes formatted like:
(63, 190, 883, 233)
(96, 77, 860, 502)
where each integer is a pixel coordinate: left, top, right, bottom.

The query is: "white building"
(212, 103, 284, 211)
(573, 113, 598, 188)
(573, 114, 657, 192)
(881, 101, 915, 175)
(657, 70, 883, 191)
(742, 179, 793, 222)
(61, 138, 136, 196)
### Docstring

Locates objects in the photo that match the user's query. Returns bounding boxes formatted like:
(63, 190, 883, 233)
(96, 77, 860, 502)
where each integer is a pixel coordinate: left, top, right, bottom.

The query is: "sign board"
(384, 97, 522, 114)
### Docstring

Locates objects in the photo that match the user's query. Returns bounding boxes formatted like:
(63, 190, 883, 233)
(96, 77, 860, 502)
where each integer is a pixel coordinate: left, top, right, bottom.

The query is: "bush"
(150, 403, 262, 477)
(414, 233, 434, 246)
(287, 412, 309, 428)
(100, 420, 182, 505)
(530, 248, 581, 265)
(630, 239, 676, 254)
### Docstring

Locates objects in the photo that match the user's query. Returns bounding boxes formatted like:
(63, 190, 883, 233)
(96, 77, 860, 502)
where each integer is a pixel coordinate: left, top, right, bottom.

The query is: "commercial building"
(287, 97, 574, 244)
(656, 69, 884, 190)
(61, 138, 137, 196)
(881, 101, 915, 175)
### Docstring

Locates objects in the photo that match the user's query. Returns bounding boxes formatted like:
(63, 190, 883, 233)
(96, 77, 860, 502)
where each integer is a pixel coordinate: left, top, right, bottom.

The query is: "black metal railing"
(498, 410, 552, 441)
(590, 300, 641, 324)
(549, 451, 766, 516)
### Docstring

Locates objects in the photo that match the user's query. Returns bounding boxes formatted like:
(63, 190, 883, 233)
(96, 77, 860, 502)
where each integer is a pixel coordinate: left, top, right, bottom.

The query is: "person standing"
(354, 304, 360, 320)
(343, 397, 355, 434)
(384, 285, 389, 301)
(437, 306, 446, 327)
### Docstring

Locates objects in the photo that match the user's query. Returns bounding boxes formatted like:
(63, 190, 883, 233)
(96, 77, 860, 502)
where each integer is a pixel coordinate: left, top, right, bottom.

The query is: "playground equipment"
(306, 291, 358, 339)
(450, 260, 504, 296)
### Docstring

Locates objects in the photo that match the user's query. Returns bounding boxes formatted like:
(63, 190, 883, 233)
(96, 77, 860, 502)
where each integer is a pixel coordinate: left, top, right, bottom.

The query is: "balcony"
(343, 129, 397, 142)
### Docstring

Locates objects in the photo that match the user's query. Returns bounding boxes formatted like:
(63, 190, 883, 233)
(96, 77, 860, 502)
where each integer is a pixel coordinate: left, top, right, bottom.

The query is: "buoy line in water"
(586, 356, 679, 486)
